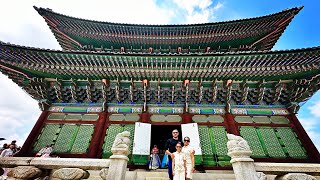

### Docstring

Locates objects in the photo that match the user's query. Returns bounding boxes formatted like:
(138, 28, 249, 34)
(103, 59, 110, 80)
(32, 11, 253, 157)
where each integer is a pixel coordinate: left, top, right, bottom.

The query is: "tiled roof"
(34, 6, 302, 51)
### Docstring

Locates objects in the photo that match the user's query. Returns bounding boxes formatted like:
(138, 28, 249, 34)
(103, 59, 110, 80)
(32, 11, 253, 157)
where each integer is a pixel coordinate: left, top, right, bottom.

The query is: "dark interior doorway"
(151, 125, 181, 160)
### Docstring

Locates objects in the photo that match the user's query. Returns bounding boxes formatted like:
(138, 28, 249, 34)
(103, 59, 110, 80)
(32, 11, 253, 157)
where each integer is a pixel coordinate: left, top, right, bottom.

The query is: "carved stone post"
(105, 131, 131, 180)
(227, 134, 266, 180)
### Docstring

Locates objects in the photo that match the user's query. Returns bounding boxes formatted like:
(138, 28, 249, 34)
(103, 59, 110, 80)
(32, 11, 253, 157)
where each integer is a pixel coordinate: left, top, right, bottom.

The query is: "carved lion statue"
(112, 131, 131, 150)
(227, 134, 251, 153)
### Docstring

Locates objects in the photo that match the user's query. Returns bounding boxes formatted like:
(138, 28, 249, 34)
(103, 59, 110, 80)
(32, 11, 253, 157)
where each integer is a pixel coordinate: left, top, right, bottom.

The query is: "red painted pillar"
(140, 112, 149, 123)
(17, 111, 49, 156)
(224, 113, 240, 135)
(87, 112, 107, 158)
(183, 113, 193, 124)
(289, 114, 320, 162)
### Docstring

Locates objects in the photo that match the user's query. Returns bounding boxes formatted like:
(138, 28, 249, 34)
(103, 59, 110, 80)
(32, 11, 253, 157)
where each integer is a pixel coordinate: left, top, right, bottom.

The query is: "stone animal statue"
(227, 133, 251, 153)
(111, 131, 131, 156)
(112, 131, 131, 149)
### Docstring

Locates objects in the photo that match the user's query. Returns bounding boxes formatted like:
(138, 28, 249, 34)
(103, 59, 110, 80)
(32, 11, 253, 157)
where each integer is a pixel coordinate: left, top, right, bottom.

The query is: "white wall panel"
(181, 123, 202, 155)
(132, 122, 151, 155)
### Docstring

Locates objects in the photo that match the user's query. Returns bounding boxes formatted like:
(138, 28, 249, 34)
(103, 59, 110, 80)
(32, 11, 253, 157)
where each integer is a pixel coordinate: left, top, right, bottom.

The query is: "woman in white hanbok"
(182, 137, 195, 180)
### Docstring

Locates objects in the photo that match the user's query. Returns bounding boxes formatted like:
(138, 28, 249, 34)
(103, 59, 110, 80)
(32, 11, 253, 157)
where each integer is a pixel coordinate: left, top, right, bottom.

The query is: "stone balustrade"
(0, 131, 131, 180)
(226, 133, 320, 180)
(0, 157, 110, 170)
(254, 162, 320, 176)
(0, 156, 112, 179)
(1, 156, 320, 180)
(0, 132, 320, 180)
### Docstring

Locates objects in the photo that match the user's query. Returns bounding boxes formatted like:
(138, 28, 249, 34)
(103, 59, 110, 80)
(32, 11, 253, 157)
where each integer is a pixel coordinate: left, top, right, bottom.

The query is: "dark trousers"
(168, 158, 173, 180)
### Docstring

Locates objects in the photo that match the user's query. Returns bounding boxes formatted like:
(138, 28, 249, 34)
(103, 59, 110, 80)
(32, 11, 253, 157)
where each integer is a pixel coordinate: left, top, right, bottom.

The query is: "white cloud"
(173, 0, 212, 14)
(307, 131, 320, 151)
(298, 116, 320, 151)
(185, 9, 210, 24)
(212, 2, 223, 11)
(173, 0, 223, 24)
(308, 101, 320, 118)
(37, 0, 175, 25)
(0, 74, 41, 147)
(199, 0, 213, 10)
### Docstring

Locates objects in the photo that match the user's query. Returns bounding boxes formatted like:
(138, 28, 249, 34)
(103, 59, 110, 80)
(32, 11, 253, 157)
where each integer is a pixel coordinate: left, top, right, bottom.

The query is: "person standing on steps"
(148, 145, 161, 170)
(182, 136, 195, 180)
(165, 129, 183, 180)
(172, 142, 186, 180)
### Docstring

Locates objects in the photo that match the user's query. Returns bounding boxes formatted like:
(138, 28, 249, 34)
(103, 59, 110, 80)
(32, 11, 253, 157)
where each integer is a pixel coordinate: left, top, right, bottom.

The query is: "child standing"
(172, 142, 186, 180)
(148, 145, 161, 170)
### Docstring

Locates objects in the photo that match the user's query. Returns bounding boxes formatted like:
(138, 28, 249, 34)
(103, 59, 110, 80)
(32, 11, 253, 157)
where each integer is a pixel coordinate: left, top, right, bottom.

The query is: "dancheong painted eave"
(34, 6, 303, 51)
(1, 41, 320, 83)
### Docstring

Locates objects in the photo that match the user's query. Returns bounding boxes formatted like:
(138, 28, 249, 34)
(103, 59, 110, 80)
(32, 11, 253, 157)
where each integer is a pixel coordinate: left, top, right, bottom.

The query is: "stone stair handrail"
(254, 162, 320, 176)
(0, 157, 110, 170)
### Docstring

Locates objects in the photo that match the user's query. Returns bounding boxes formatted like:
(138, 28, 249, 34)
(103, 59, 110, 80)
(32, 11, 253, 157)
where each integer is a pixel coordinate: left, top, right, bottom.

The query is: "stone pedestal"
(8, 166, 42, 180)
(275, 173, 316, 180)
(227, 134, 266, 180)
(52, 168, 89, 180)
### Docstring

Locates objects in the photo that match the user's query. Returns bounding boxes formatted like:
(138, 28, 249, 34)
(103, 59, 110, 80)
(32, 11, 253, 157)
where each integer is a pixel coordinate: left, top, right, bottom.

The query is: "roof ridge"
(33, 5, 303, 27)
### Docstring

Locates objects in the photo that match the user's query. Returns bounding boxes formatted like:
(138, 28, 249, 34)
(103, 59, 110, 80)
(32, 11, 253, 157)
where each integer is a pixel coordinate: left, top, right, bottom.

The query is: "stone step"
(85, 169, 237, 180)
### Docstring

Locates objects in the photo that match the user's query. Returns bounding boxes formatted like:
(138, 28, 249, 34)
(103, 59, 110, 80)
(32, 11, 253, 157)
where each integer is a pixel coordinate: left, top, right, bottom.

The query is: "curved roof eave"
(33, 6, 303, 27)
(1, 41, 319, 57)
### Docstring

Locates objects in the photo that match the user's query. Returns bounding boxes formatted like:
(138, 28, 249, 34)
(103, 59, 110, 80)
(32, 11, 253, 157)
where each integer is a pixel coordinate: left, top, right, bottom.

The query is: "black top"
(165, 138, 183, 160)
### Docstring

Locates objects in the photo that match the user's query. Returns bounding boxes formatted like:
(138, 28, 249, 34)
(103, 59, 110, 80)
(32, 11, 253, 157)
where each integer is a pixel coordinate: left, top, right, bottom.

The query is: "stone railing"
(0, 157, 110, 179)
(227, 133, 320, 180)
(0, 131, 131, 180)
(1, 132, 320, 180)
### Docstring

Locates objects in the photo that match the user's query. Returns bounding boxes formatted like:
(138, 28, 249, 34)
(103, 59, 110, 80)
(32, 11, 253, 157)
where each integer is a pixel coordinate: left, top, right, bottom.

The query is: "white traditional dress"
(172, 151, 186, 180)
(182, 145, 194, 179)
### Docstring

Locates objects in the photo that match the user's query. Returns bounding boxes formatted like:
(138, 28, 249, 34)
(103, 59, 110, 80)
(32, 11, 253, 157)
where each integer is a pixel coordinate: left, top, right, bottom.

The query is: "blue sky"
(0, 0, 319, 151)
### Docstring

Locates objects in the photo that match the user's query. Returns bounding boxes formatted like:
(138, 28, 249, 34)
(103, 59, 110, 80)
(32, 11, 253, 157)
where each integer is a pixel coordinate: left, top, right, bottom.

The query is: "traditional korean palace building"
(0, 6, 319, 169)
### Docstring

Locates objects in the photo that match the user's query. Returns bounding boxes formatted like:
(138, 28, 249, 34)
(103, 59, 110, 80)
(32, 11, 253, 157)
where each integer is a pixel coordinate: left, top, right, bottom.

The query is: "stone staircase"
(85, 169, 238, 180)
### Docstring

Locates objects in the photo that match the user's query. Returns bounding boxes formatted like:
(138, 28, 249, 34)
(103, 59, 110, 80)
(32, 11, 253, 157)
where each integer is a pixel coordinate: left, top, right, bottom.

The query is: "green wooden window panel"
(33, 124, 61, 152)
(70, 125, 95, 153)
(198, 126, 216, 166)
(275, 127, 307, 158)
(239, 126, 267, 157)
(257, 127, 286, 158)
(54, 124, 79, 153)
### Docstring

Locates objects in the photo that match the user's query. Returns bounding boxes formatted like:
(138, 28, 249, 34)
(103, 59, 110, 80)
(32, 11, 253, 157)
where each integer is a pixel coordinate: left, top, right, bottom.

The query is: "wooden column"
(140, 112, 149, 123)
(289, 114, 320, 162)
(17, 111, 49, 156)
(182, 113, 193, 124)
(224, 113, 240, 135)
(87, 112, 107, 158)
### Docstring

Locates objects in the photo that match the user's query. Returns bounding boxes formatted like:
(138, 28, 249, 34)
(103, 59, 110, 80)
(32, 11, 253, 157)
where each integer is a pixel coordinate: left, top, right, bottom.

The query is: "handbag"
(161, 153, 168, 168)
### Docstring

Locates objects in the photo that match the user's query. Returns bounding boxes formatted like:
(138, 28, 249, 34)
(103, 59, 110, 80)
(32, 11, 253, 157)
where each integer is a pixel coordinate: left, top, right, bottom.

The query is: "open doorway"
(150, 125, 181, 160)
